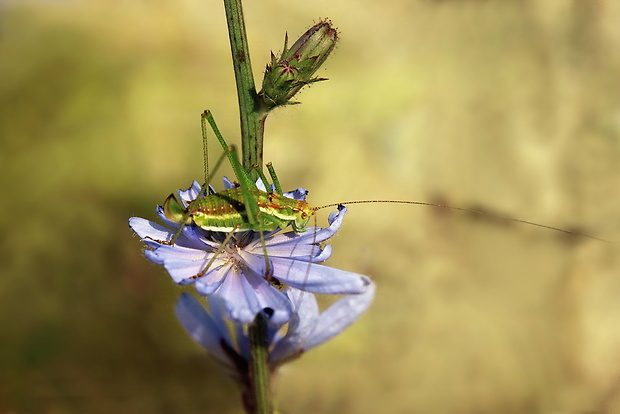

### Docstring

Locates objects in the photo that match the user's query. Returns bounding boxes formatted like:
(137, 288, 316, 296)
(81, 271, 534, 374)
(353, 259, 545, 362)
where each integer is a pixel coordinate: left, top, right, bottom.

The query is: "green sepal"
(259, 21, 338, 109)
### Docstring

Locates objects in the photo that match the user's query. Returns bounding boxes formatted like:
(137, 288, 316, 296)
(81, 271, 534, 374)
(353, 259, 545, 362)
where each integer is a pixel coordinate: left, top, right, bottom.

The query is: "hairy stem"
(248, 314, 272, 414)
(222, 0, 266, 177)
(222, 1, 272, 413)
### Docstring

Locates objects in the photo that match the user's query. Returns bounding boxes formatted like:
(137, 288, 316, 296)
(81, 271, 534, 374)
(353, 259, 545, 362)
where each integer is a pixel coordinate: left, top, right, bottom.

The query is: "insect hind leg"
(162, 113, 233, 247)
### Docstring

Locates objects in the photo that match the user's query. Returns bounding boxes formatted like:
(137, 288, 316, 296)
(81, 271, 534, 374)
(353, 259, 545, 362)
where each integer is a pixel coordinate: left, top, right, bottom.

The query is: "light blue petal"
(270, 289, 320, 362)
(214, 270, 258, 324)
(163, 258, 228, 285)
(236, 251, 271, 277)
(206, 294, 236, 347)
(270, 257, 371, 294)
(175, 293, 231, 364)
(267, 244, 331, 262)
(243, 270, 293, 325)
(245, 234, 331, 262)
(283, 188, 308, 201)
(194, 270, 227, 295)
(256, 177, 267, 191)
(265, 317, 286, 345)
(264, 205, 346, 246)
(129, 217, 174, 242)
(144, 249, 164, 265)
(161, 259, 211, 283)
(179, 226, 221, 250)
(131, 214, 211, 251)
(312, 245, 332, 262)
(213, 265, 293, 325)
(223, 177, 235, 189)
(178, 180, 203, 206)
(303, 282, 376, 351)
(150, 244, 214, 261)
(328, 205, 346, 225)
(272, 226, 332, 246)
(156, 205, 180, 227)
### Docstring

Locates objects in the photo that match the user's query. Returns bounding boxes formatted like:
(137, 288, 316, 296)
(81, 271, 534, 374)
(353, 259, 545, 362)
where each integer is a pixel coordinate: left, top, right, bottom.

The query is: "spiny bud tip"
(259, 20, 338, 109)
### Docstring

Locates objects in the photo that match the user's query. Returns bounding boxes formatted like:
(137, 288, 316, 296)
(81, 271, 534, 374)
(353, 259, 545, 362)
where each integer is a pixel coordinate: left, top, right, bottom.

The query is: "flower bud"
(259, 21, 338, 109)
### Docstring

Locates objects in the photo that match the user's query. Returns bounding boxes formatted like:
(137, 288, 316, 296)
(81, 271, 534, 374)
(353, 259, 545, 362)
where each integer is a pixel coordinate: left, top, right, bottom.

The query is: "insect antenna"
(312, 200, 608, 242)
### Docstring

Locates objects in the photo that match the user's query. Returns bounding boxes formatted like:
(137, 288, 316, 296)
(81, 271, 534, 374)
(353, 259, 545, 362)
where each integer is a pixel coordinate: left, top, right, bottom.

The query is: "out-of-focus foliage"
(1, 0, 619, 413)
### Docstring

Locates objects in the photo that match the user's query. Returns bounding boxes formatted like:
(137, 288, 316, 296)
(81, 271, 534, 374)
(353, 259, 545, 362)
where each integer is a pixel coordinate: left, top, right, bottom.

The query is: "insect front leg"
(188, 225, 240, 280)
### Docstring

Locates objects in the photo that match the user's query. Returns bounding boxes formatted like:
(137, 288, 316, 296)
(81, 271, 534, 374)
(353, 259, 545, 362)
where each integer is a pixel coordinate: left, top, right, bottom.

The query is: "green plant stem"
(222, 1, 272, 413)
(222, 0, 266, 177)
(248, 314, 272, 414)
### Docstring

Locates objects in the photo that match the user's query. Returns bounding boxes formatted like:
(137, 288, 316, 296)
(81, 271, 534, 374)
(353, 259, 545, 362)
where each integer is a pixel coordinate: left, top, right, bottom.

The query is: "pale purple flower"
(129, 179, 372, 325)
(175, 283, 375, 369)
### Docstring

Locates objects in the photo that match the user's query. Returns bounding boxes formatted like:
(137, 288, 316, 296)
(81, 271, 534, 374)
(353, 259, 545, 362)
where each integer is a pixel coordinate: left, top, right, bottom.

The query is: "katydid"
(162, 110, 314, 242)
(158, 110, 320, 281)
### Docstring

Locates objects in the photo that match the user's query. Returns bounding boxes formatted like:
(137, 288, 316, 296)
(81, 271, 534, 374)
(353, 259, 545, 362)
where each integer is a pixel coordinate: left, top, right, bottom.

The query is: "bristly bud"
(259, 20, 338, 109)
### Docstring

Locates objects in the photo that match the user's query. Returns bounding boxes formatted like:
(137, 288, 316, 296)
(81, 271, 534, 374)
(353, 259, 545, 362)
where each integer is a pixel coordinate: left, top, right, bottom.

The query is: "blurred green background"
(2, 0, 620, 413)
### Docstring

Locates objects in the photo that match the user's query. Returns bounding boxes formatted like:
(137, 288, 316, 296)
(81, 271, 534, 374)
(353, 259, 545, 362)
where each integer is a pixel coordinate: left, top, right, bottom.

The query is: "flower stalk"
(222, 0, 272, 411)
(248, 313, 272, 414)
(222, 0, 266, 177)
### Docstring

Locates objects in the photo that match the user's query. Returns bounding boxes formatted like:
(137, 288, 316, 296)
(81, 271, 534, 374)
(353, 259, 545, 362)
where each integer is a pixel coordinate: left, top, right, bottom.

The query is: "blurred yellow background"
(2, 0, 620, 413)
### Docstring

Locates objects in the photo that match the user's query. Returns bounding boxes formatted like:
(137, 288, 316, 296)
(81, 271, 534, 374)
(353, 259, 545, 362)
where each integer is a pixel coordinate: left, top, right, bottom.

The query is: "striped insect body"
(163, 187, 314, 233)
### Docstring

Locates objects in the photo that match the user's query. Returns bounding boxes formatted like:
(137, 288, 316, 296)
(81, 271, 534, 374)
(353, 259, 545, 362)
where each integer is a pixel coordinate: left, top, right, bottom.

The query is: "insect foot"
(129, 179, 373, 325)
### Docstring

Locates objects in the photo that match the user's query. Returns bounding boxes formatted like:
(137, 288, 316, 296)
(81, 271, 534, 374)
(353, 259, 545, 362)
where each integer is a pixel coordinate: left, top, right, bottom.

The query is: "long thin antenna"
(313, 200, 608, 242)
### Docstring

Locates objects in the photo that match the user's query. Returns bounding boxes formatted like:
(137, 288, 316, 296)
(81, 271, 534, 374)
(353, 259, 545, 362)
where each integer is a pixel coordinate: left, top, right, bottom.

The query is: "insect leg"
(160, 115, 231, 246)
(266, 162, 283, 195)
(203, 110, 273, 278)
(203, 110, 259, 194)
(189, 225, 240, 280)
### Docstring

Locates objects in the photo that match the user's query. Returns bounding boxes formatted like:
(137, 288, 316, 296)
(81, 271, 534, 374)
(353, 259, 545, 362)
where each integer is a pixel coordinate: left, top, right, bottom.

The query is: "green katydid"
(159, 110, 320, 281)
(162, 110, 314, 241)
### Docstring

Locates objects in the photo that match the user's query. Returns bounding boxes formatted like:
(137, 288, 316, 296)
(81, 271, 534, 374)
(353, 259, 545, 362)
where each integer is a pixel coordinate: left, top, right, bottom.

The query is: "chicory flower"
(129, 179, 372, 325)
